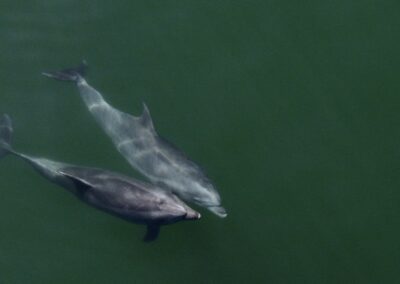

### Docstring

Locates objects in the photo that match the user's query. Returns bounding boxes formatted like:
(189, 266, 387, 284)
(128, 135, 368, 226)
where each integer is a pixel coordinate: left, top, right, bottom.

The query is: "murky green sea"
(1, 1, 400, 283)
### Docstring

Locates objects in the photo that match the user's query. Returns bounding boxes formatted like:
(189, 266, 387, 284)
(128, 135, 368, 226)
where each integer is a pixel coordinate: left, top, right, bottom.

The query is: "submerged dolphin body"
(0, 114, 200, 242)
(43, 63, 227, 218)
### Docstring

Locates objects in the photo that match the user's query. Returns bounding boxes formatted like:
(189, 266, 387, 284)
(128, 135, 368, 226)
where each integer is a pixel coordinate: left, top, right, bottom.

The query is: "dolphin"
(0, 114, 200, 242)
(43, 62, 227, 218)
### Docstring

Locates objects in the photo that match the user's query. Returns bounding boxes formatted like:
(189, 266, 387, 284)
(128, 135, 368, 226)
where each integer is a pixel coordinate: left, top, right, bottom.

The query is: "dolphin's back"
(76, 81, 201, 181)
(60, 166, 188, 224)
(77, 79, 156, 150)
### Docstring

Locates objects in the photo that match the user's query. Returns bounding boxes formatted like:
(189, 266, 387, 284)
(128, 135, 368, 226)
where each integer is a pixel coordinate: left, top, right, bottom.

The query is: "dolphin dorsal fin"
(139, 102, 155, 131)
(59, 171, 93, 197)
(0, 114, 13, 146)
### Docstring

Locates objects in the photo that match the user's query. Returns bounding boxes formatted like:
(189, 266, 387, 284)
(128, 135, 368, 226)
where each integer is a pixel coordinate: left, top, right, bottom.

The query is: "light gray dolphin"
(43, 62, 227, 218)
(0, 114, 200, 242)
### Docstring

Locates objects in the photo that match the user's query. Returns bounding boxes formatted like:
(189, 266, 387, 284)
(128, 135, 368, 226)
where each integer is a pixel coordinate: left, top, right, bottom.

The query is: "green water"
(1, 1, 400, 283)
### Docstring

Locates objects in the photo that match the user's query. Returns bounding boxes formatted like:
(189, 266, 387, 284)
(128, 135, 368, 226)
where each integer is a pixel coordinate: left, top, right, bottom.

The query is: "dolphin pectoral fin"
(42, 61, 88, 82)
(143, 224, 160, 242)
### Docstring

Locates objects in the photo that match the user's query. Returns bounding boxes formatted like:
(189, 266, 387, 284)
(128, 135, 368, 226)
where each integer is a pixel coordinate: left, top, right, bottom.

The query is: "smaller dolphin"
(43, 62, 227, 218)
(0, 114, 200, 242)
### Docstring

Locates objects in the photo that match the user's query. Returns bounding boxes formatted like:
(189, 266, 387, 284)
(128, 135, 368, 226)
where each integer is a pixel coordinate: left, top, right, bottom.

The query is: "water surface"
(1, 1, 400, 283)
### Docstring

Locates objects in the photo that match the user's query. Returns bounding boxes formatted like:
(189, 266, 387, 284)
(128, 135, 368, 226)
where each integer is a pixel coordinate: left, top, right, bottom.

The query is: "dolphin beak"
(208, 206, 228, 218)
(185, 209, 201, 220)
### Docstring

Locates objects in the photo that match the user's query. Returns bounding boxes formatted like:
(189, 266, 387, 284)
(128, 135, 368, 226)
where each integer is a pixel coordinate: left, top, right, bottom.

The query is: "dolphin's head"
(189, 179, 227, 218)
(206, 204, 228, 218)
(156, 191, 201, 225)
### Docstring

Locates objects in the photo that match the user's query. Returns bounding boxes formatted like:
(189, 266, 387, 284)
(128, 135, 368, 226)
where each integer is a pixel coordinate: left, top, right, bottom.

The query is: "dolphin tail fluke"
(42, 60, 88, 82)
(0, 114, 13, 159)
(143, 224, 160, 242)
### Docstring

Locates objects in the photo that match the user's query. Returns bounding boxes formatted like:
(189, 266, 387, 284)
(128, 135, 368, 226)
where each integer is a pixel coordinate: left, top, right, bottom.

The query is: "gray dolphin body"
(0, 114, 200, 242)
(43, 63, 227, 218)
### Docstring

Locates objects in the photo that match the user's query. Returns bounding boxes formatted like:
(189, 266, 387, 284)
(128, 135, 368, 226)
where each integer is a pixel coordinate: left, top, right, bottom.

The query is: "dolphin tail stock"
(42, 60, 88, 82)
(0, 114, 13, 159)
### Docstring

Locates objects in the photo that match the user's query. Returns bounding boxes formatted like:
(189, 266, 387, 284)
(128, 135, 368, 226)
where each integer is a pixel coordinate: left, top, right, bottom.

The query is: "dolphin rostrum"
(43, 62, 227, 218)
(0, 114, 200, 242)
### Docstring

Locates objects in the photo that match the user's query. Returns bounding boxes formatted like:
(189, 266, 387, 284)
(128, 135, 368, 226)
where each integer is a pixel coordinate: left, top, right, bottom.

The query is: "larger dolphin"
(43, 62, 227, 218)
(0, 114, 200, 242)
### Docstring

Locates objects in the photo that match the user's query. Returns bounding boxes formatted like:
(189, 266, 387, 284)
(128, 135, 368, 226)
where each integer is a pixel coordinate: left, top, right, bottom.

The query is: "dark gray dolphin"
(0, 114, 200, 242)
(43, 62, 227, 218)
